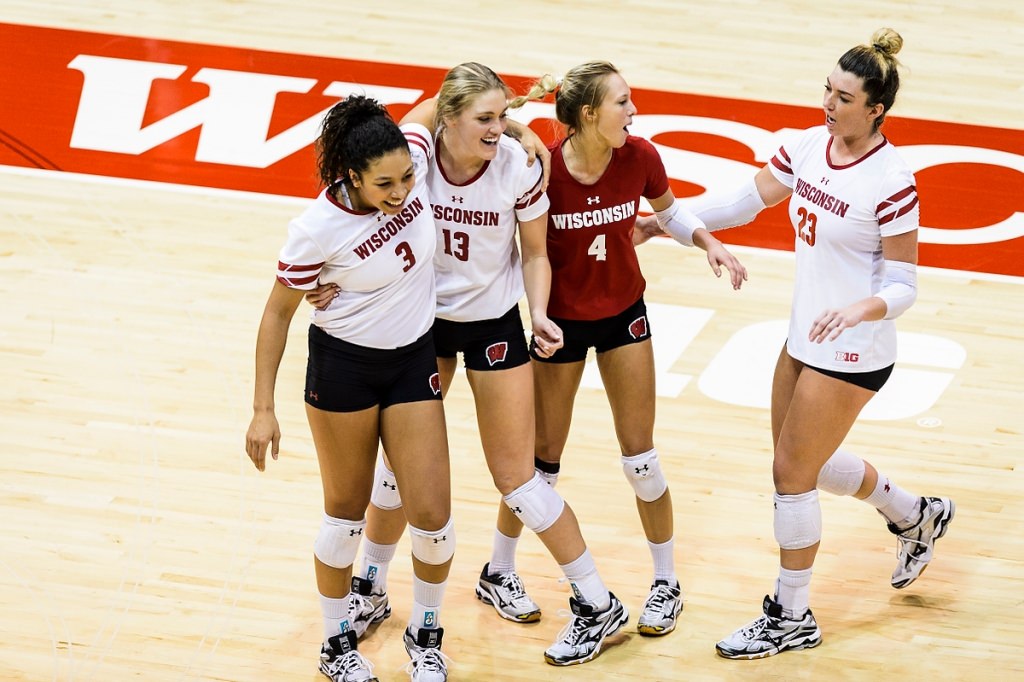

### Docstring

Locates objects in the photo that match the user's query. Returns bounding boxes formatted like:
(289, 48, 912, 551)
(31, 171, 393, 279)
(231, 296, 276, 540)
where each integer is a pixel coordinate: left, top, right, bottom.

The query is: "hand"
(510, 122, 551, 192)
(531, 315, 564, 358)
(704, 242, 749, 290)
(245, 410, 281, 472)
(305, 282, 340, 310)
(809, 304, 868, 344)
(632, 214, 665, 246)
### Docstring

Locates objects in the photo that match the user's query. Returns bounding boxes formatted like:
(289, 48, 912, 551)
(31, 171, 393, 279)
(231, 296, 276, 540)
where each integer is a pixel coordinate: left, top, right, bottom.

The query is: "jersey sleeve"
(276, 218, 326, 289)
(402, 122, 433, 181)
(876, 164, 919, 237)
(768, 145, 794, 188)
(639, 138, 671, 199)
(514, 160, 549, 223)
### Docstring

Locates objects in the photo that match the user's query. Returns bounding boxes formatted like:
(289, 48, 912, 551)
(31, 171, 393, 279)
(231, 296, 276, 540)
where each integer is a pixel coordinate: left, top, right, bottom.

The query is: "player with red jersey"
(496, 61, 747, 664)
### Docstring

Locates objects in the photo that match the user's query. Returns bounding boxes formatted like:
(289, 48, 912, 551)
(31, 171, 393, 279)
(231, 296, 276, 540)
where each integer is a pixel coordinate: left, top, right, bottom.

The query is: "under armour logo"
(821, 177, 829, 185)
(308, 391, 319, 401)
(586, 195, 600, 205)
(349, 528, 363, 536)
(634, 464, 649, 474)
(884, 480, 891, 493)
(382, 481, 397, 491)
(451, 195, 464, 203)
(432, 536, 447, 543)
(376, 213, 384, 222)
(510, 506, 522, 514)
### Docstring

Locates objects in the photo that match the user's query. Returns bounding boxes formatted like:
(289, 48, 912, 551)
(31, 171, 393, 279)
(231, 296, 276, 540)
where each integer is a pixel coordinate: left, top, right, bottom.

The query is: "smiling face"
(442, 87, 509, 161)
(823, 65, 883, 138)
(585, 72, 636, 148)
(349, 147, 415, 214)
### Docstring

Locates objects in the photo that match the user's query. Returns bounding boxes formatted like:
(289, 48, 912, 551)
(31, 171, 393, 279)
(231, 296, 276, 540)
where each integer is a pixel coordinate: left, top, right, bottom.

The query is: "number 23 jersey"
(769, 125, 919, 372)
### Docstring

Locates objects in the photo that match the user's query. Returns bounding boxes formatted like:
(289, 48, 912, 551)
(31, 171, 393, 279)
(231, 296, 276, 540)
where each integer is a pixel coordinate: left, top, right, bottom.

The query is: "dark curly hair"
(315, 94, 408, 187)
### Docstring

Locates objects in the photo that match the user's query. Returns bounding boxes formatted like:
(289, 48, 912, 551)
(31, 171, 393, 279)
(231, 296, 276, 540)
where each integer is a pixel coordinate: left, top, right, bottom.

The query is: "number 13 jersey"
(428, 134, 548, 323)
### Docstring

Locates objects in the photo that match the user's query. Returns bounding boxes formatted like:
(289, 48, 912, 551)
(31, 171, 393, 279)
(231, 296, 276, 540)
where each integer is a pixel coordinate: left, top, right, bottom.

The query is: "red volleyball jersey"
(545, 136, 670, 320)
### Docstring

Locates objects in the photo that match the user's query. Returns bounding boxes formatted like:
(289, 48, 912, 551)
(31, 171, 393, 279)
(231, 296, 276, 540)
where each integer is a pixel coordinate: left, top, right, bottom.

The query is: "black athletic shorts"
(305, 325, 442, 412)
(432, 305, 530, 372)
(805, 362, 894, 392)
(531, 297, 651, 364)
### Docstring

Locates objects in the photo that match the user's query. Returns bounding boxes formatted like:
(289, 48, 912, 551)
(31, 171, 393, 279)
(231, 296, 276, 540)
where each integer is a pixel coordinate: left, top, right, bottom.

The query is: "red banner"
(1, 22, 1021, 276)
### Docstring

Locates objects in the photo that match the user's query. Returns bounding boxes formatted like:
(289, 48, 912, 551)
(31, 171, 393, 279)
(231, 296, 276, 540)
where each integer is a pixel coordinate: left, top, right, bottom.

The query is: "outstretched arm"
(648, 190, 749, 290)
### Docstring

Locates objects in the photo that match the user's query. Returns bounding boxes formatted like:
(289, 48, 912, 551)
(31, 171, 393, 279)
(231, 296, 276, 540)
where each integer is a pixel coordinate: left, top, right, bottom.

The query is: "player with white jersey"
(246, 95, 454, 682)
(309, 63, 633, 669)
(772, 125, 917, 373)
(430, 133, 546, 322)
(669, 29, 955, 660)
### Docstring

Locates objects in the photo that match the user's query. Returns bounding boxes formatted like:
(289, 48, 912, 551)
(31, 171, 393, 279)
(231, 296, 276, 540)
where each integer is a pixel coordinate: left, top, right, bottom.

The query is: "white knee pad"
(409, 517, 455, 566)
(773, 491, 822, 550)
(621, 449, 668, 502)
(370, 457, 403, 510)
(816, 449, 866, 497)
(503, 472, 566, 533)
(313, 514, 365, 569)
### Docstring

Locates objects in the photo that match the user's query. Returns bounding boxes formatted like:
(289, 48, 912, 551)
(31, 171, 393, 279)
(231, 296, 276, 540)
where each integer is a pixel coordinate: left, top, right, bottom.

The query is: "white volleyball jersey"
(276, 123, 437, 349)
(429, 134, 548, 322)
(768, 126, 919, 372)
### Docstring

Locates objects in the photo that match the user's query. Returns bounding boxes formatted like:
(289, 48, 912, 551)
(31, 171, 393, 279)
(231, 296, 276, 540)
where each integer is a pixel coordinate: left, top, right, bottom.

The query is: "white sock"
(864, 472, 920, 528)
(775, 567, 812, 617)
(488, 529, 519, 575)
(410, 575, 446, 635)
(319, 592, 352, 641)
(647, 538, 677, 584)
(360, 539, 397, 592)
(560, 549, 610, 610)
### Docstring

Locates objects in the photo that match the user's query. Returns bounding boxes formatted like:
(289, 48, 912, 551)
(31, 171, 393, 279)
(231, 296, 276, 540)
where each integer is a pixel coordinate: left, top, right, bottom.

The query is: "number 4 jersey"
(428, 134, 549, 323)
(769, 125, 919, 372)
(544, 136, 670, 321)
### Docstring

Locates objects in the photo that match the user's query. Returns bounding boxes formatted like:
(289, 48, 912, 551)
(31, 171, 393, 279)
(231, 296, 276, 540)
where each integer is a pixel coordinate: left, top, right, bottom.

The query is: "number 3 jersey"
(276, 123, 437, 349)
(428, 134, 549, 323)
(768, 125, 919, 372)
(544, 136, 670, 321)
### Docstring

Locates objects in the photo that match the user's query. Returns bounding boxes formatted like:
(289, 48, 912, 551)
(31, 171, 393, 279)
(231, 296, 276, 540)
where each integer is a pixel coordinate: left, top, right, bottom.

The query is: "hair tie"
(872, 42, 885, 51)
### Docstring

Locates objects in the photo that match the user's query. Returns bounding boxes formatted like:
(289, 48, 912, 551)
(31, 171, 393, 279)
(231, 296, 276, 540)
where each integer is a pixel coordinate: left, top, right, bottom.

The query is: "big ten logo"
(579, 306, 966, 421)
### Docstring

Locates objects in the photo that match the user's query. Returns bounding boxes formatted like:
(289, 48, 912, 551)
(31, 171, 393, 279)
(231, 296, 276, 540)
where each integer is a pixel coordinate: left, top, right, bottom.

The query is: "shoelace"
(498, 572, 532, 607)
(402, 647, 453, 680)
(552, 608, 592, 648)
(326, 649, 375, 679)
(738, 614, 769, 641)
(641, 585, 674, 618)
(348, 593, 369, 615)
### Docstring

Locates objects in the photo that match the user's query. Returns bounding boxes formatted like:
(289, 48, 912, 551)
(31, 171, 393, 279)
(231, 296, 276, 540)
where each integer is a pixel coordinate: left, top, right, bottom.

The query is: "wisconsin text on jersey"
(550, 200, 637, 230)
(793, 178, 850, 217)
(432, 205, 500, 226)
(353, 197, 426, 259)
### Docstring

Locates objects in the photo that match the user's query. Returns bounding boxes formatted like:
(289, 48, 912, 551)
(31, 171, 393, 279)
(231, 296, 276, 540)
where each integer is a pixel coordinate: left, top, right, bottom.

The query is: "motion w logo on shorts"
(485, 342, 508, 366)
(429, 372, 441, 395)
(628, 315, 649, 340)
